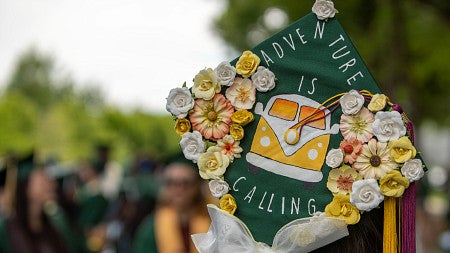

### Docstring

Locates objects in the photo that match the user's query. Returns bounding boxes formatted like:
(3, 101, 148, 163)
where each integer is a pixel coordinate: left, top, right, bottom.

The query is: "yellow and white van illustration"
(246, 94, 339, 182)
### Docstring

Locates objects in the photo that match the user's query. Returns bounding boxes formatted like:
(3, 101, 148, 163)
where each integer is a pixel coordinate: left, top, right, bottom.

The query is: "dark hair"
(7, 173, 69, 253)
(313, 204, 384, 253)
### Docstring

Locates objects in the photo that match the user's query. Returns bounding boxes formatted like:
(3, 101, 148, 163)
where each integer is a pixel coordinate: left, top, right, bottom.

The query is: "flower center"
(337, 175, 354, 191)
(343, 144, 354, 154)
(200, 80, 212, 90)
(206, 159, 218, 170)
(207, 111, 218, 121)
(370, 155, 382, 167)
(351, 117, 368, 133)
(237, 87, 250, 102)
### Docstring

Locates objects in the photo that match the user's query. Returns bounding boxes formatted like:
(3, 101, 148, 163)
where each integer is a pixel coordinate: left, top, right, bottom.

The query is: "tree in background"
(0, 48, 180, 163)
(214, 0, 450, 125)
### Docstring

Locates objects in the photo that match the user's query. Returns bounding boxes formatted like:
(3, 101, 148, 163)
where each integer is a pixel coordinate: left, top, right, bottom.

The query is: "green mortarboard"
(166, 1, 426, 252)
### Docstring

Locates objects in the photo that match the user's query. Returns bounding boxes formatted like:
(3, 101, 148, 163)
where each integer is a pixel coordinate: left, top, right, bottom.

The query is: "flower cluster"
(324, 90, 424, 224)
(166, 50, 276, 215)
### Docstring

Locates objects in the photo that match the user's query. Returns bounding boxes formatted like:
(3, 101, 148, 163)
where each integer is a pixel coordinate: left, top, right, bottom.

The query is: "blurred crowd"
(0, 145, 216, 253)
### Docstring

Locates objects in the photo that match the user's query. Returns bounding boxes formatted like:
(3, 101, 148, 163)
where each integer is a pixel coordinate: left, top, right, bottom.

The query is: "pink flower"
(190, 94, 234, 141)
(340, 107, 374, 142)
(225, 78, 256, 110)
(339, 138, 363, 164)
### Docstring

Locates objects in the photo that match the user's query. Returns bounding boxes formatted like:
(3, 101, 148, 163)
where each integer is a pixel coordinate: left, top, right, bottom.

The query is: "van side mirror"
(254, 102, 263, 115)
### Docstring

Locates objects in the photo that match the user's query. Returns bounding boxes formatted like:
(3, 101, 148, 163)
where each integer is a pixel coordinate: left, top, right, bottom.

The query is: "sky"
(0, 0, 232, 114)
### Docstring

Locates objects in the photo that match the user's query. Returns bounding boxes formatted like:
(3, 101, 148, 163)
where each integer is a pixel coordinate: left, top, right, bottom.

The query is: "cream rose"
(325, 148, 344, 168)
(312, 0, 337, 20)
(251, 66, 276, 92)
(225, 78, 256, 110)
(339, 90, 365, 115)
(165, 87, 195, 118)
(214, 61, 236, 86)
(192, 68, 220, 100)
(368, 94, 387, 112)
(350, 179, 384, 212)
(401, 159, 424, 182)
(208, 178, 230, 198)
(179, 131, 205, 163)
(372, 111, 406, 142)
(197, 146, 230, 179)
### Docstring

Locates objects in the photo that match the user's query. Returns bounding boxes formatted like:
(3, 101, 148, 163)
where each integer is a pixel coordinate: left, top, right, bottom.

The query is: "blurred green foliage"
(0, 49, 180, 163)
(214, 0, 450, 125)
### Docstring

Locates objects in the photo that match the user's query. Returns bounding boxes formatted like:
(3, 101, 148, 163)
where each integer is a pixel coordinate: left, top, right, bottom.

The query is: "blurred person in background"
(0, 153, 82, 253)
(134, 155, 213, 253)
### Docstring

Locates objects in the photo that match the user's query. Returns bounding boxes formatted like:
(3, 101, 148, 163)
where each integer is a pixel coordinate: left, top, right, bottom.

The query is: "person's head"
(162, 162, 203, 210)
(26, 166, 57, 209)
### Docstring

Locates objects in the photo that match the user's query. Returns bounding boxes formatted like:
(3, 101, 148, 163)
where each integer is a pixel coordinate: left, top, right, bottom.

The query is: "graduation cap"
(166, 1, 426, 252)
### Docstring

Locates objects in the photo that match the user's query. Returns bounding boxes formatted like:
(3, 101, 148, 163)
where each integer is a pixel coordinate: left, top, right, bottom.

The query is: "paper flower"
(236, 50, 260, 78)
(231, 109, 254, 126)
(379, 170, 410, 197)
(251, 66, 276, 92)
(339, 138, 363, 164)
(166, 87, 195, 118)
(350, 179, 384, 212)
(229, 123, 244, 141)
(312, 0, 337, 20)
(368, 94, 387, 112)
(190, 94, 234, 141)
(219, 194, 237, 215)
(209, 178, 230, 198)
(180, 131, 206, 163)
(353, 138, 397, 179)
(214, 61, 236, 86)
(325, 194, 360, 225)
(225, 78, 256, 110)
(401, 159, 424, 182)
(327, 165, 360, 196)
(340, 107, 374, 142)
(340, 90, 365, 115)
(325, 148, 344, 168)
(197, 146, 230, 180)
(192, 68, 221, 100)
(216, 135, 243, 162)
(174, 118, 191, 136)
(372, 111, 406, 142)
(388, 136, 417, 163)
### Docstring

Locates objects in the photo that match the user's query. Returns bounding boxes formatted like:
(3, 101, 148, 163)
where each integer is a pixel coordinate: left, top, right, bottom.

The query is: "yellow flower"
(388, 136, 417, 163)
(197, 146, 230, 180)
(231, 110, 254, 126)
(220, 194, 237, 215)
(236, 50, 260, 78)
(379, 170, 410, 197)
(325, 194, 360, 225)
(368, 94, 387, 112)
(174, 118, 191, 136)
(327, 165, 360, 195)
(229, 124, 244, 141)
(192, 68, 221, 100)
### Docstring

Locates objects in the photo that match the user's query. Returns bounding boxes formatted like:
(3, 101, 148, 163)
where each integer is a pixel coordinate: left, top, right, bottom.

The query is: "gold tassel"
(384, 197, 398, 253)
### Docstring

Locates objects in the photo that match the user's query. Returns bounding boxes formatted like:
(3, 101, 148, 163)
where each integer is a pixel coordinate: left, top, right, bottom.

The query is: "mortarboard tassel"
(383, 196, 398, 253)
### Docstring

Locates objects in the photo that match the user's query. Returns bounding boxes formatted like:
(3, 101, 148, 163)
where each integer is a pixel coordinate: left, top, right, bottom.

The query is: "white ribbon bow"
(192, 204, 349, 253)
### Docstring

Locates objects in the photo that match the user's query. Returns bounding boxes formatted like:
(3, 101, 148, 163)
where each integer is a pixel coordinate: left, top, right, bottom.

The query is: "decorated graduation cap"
(166, 0, 426, 252)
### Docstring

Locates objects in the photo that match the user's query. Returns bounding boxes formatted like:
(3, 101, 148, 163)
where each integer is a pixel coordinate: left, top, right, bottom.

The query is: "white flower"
(401, 159, 424, 182)
(225, 78, 256, 110)
(350, 179, 384, 212)
(340, 90, 365, 115)
(325, 148, 344, 168)
(214, 61, 236, 86)
(179, 131, 205, 163)
(251, 66, 276, 92)
(372, 111, 406, 142)
(197, 146, 230, 179)
(312, 0, 337, 20)
(166, 87, 195, 118)
(208, 178, 229, 198)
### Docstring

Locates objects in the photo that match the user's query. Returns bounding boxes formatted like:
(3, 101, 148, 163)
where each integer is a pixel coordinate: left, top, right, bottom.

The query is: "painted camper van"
(246, 94, 339, 182)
